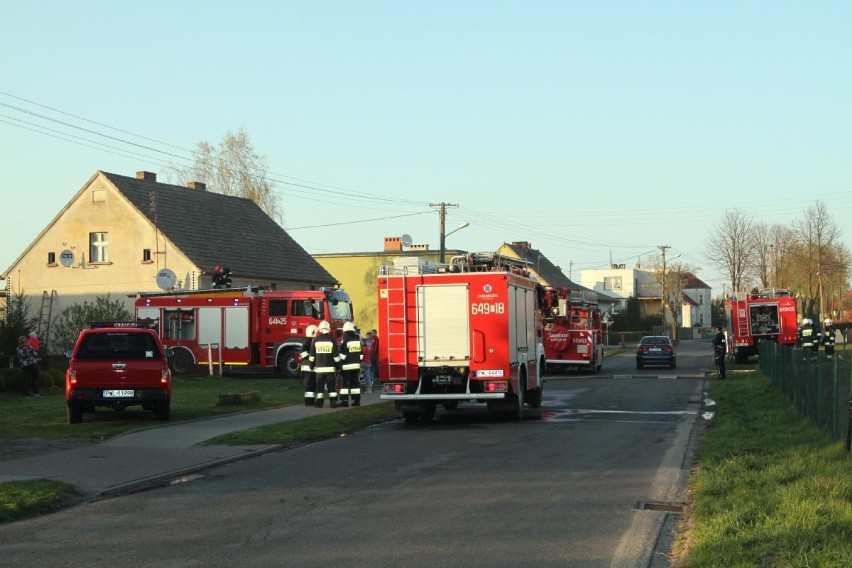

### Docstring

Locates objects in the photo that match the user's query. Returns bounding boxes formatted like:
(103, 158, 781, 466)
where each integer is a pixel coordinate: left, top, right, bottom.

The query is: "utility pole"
(431, 202, 459, 263)
(660, 245, 670, 335)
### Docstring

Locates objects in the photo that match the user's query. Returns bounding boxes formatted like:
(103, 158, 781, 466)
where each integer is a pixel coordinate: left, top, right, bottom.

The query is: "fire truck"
(134, 286, 353, 378)
(541, 287, 604, 374)
(724, 288, 798, 363)
(377, 253, 546, 423)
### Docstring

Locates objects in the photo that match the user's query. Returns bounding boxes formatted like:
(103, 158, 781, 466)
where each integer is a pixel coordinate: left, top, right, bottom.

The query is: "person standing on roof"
(300, 325, 318, 406)
(309, 320, 342, 408)
(337, 322, 363, 407)
(821, 318, 836, 359)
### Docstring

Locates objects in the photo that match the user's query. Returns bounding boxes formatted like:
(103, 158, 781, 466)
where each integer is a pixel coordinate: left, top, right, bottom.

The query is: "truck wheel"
(527, 387, 543, 409)
(420, 403, 437, 421)
(511, 377, 526, 420)
(67, 403, 83, 424)
(596, 355, 603, 373)
(277, 349, 300, 380)
(170, 350, 193, 375)
(155, 401, 171, 421)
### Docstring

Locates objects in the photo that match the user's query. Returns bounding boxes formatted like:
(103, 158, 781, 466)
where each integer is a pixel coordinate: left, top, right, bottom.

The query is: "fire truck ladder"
(385, 268, 410, 381)
(38, 290, 57, 348)
(736, 305, 750, 336)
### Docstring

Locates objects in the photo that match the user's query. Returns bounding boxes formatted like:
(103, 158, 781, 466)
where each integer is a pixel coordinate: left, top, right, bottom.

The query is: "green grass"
(0, 374, 306, 442)
(208, 402, 398, 446)
(0, 480, 79, 523)
(673, 372, 852, 567)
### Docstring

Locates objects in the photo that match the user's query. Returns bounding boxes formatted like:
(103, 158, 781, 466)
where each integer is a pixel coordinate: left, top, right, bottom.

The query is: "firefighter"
(821, 318, 836, 359)
(712, 326, 727, 380)
(337, 321, 363, 407)
(798, 318, 816, 360)
(309, 320, 341, 408)
(301, 325, 318, 406)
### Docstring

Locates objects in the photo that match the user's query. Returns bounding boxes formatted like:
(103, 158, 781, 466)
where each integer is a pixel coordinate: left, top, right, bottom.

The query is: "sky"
(2, 1, 851, 294)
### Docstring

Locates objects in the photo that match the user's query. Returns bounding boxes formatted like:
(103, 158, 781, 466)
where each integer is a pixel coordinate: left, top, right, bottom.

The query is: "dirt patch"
(0, 439, 94, 462)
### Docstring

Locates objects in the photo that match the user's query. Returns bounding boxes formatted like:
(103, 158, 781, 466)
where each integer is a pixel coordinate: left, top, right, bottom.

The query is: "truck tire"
(527, 387, 543, 409)
(154, 401, 171, 421)
(169, 349, 194, 375)
(277, 349, 300, 380)
(67, 403, 83, 424)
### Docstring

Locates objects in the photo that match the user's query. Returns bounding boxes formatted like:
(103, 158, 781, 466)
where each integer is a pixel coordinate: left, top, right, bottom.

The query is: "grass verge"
(0, 480, 79, 523)
(672, 371, 852, 566)
(208, 401, 398, 446)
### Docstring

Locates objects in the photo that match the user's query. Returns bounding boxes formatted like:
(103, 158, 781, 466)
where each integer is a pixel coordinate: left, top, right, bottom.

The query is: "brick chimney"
(187, 181, 206, 191)
(410, 244, 430, 250)
(136, 171, 157, 182)
(384, 237, 402, 252)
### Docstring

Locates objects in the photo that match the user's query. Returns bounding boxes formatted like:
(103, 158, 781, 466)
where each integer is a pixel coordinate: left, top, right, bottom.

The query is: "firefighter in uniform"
(712, 326, 727, 379)
(798, 318, 816, 360)
(301, 325, 318, 406)
(821, 318, 836, 359)
(309, 320, 341, 408)
(337, 321, 363, 407)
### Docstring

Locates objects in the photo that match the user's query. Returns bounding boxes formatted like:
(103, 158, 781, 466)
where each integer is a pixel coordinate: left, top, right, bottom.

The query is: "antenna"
(400, 234, 413, 248)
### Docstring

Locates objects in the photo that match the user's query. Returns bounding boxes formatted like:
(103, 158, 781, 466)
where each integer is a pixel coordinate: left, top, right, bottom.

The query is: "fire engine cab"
(135, 286, 353, 377)
(541, 287, 604, 374)
(724, 288, 798, 363)
(377, 253, 546, 423)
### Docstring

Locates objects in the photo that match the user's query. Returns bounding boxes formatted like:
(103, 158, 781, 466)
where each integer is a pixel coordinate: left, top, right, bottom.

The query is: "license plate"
(103, 389, 134, 398)
(649, 348, 661, 352)
(435, 375, 452, 384)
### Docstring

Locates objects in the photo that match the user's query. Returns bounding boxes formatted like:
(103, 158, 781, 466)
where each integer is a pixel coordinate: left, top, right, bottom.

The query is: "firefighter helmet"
(823, 318, 833, 326)
(318, 320, 331, 334)
(306, 324, 318, 338)
(343, 321, 355, 333)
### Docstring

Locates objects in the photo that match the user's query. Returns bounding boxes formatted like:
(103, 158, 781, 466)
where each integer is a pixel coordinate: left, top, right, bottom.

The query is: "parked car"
(636, 335, 676, 369)
(65, 322, 173, 424)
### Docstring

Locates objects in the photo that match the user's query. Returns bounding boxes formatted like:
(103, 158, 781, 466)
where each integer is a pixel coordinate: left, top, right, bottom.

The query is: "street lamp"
(440, 222, 470, 263)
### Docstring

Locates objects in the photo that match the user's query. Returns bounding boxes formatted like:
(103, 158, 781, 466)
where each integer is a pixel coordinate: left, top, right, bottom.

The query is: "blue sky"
(2, 1, 851, 292)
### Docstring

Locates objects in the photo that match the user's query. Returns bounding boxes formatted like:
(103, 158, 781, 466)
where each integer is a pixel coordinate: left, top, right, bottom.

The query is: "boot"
(330, 399, 338, 408)
(352, 398, 361, 407)
(315, 399, 324, 408)
(339, 399, 349, 407)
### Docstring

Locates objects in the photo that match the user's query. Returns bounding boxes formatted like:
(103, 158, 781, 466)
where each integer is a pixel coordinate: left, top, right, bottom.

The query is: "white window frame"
(90, 232, 109, 263)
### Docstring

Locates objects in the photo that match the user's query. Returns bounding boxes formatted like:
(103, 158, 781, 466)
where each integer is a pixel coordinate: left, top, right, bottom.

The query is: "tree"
(171, 128, 283, 224)
(646, 254, 697, 338)
(0, 291, 37, 362)
(703, 209, 756, 295)
(51, 295, 132, 354)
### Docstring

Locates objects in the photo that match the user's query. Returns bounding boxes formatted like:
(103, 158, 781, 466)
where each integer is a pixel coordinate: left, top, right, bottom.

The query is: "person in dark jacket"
(798, 318, 816, 361)
(300, 325, 318, 406)
(821, 318, 836, 359)
(712, 326, 727, 380)
(337, 321, 362, 407)
(309, 320, 342, 408)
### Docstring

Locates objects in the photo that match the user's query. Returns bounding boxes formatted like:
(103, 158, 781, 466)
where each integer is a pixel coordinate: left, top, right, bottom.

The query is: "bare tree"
(751, 222, 773, 288)
(769, 224, 796, 289)
(703, 209, 755, 295)
(792, 201, 843, 319)
(646, 254, 697, 338)
(171, 128, 283, 224)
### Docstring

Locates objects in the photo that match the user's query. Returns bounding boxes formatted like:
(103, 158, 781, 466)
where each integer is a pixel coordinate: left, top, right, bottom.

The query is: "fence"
(758, 341, 852, 452)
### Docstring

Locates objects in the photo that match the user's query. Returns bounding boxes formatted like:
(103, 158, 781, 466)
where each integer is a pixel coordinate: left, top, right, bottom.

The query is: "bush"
(0, 367, 25, 393)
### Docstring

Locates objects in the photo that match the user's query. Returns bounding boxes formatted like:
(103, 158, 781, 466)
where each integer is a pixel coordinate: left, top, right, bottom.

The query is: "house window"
(700, 313, 704, 325)
(699, 294, 704, 305)
(89, 232, 109, 263)
(604, 276, 622, 291)
(142, 249, 152, 262)
(47, 252, 56, 265)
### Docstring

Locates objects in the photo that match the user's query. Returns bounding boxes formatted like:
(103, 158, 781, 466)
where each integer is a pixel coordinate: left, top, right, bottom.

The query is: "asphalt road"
(0, 341, 711, 568)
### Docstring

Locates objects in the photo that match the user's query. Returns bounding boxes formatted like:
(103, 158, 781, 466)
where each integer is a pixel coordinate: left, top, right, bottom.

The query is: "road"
(0, 341, 711, 568)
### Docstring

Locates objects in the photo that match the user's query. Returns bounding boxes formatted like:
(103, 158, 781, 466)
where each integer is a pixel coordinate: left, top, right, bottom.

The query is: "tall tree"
(792, 201, 845, 319)
(172, 128, 282, 224)
(703, 209, 755, 295)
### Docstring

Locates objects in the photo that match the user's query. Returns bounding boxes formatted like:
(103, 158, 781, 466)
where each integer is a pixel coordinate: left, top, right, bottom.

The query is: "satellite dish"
(59, 249, 75, 268)
(400, 234, 413, 248)
(156, 268, 177, 290)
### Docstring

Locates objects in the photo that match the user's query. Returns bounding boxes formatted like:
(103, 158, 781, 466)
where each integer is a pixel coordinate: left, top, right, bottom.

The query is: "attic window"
(142, 249, 152, 263)
(92, 189, 107, 203)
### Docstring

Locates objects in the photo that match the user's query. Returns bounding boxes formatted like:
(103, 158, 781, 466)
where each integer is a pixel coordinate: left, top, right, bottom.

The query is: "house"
(579, 264, 713, 332)
(2, 170, 339, 348)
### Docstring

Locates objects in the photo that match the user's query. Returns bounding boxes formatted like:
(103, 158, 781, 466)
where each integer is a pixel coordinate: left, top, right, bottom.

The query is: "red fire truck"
(724, 288, 798, 363)
(541, 287, 604, 374)
(377, 253, 545, 423)
(134, 286, 353, 377)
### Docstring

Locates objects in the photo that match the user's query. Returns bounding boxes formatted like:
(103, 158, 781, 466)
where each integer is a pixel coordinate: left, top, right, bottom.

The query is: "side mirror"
(64, 349, 73, 359)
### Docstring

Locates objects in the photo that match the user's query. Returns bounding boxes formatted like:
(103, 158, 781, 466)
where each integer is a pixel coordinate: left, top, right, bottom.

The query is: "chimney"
(384, 237, 402, 252)
(512, 241, 532, 249)
(187, 181, 207, 191)
(136, 171, 157, 182)
(410, 244, 429, 251)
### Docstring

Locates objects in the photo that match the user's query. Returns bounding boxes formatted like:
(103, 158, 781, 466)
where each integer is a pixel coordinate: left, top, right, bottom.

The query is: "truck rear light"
(484, 381, 508, 393)
(384, 382, 406, 394)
